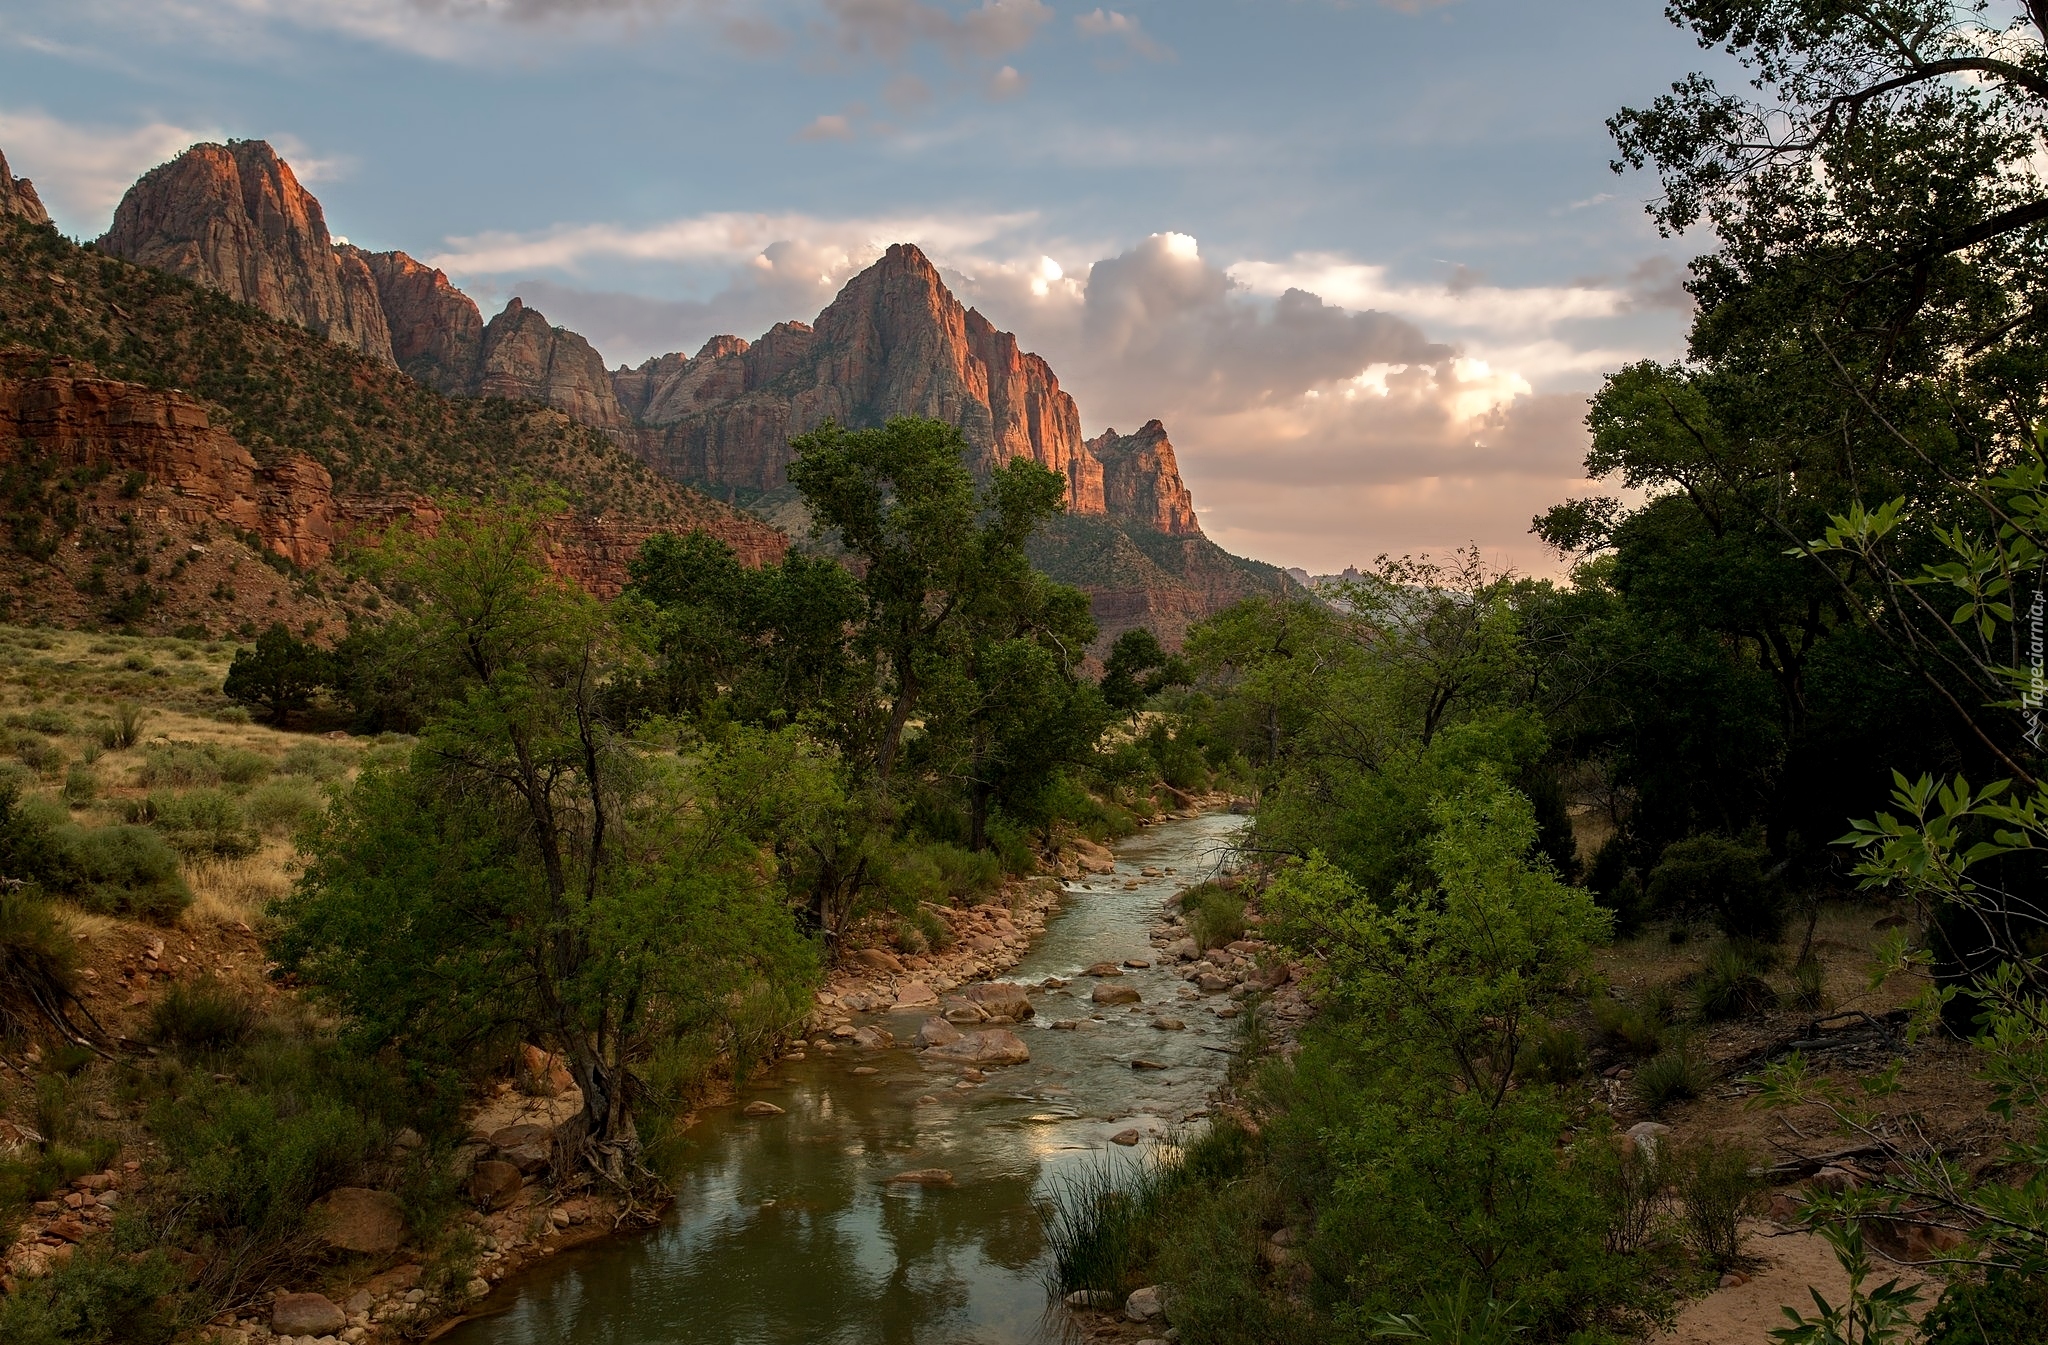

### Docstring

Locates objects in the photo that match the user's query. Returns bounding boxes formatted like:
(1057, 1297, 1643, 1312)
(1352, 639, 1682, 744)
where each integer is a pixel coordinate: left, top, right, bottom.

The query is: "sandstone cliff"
(477, 298, 627, 432)
(0, 149, 48, 226)
(99, 141, 394, 364)
(620, 245, 1109, 512)
(345, 246, 483, 394)
(1088, 421, 1200, 536)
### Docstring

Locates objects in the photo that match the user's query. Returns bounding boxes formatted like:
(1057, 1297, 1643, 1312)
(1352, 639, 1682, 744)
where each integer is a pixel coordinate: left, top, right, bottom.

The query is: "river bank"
(429, 807, 1253, 1345)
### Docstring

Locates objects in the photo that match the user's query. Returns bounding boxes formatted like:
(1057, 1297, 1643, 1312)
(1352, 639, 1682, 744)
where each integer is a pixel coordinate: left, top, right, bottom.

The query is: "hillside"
(0, 213, 782, 634)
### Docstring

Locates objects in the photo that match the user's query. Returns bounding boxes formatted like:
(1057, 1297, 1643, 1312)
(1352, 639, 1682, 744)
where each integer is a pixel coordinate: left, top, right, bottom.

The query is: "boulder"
(1065, 1288, 1120, 1309)
(1196, 973, 1233, 994)
(273, 1293, 347, 1336)
(489, 1122, 552, 1150)
(1110, 1128, 1142, 1146)
(315, 1187, 407, 1254)
(1126, 1285, 1164, 1321)
(917, 1017, 965, 1049)
(1151, 1018, 1186, 1031)
(856, 948, 905, 974)
(1164, 938, 1199, 962)
(925, 1029, 1031, 1067)
(743, 1100, 786, 1117)
(963, 983, 1034, 1020)
(893, 981, 939, 1009)
(1084, 962, 1123, 977)
(851, 1025, 894, 1050)
(468, 1160, 523, 1211)
(1623, 1121, 1671, 1162)
(941, 998, 989, 1024)
(519, 1043, 575, 1095)
(1092, 984, 1141, 1006)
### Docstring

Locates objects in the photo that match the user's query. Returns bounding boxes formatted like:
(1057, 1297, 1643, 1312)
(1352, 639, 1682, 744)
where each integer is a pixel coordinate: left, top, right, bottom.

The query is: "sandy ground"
(1657, 1219, 1941, 1344)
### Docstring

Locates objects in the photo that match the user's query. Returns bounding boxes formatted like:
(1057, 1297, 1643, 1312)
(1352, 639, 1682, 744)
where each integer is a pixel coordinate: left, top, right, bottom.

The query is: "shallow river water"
(443, 811, 1245, 1345)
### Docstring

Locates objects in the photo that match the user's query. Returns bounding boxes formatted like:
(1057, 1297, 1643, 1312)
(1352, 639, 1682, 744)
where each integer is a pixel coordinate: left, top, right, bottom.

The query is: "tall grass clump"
(1691, 941, 1777, 1022)
(150, 976, 256, 1055)
(1630, 1046, 1710, 1115)
(244, 777, 324, 836)
(1669, 1139, 1760, 1270)
(100, 702, 148, 751)
(1038, 1147, 1177, 1297)
(1183, 883, 1247, 950)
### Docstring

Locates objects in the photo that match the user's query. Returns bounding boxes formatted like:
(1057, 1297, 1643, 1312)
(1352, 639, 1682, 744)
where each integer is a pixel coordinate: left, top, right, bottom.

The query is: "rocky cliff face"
(0, 349, 337, 566)
(99, 141, 393, 364)
(477, 298, 627, 432)
(0, 149, 48, 226)
(1088, 421, 1200, 536)
(345, 246, 483, 394)
(620, 245, 1116, 514)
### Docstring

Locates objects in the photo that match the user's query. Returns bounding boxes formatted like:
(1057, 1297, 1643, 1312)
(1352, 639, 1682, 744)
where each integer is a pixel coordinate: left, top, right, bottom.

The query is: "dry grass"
(186, 843, 296, 928)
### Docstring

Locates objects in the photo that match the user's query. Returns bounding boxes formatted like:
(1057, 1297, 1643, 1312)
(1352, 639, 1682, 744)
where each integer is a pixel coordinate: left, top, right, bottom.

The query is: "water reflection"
(448, 812, 1243, 1345)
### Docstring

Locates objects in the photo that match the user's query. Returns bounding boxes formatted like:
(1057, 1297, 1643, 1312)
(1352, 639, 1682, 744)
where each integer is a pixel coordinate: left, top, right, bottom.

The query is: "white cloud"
(1074, 7, 1167, 60)
(1230, 253, 1628, 337)
(0, 106, 217, 231)
(985, 63, 1026, 98)
(425, 205, 1039, 277)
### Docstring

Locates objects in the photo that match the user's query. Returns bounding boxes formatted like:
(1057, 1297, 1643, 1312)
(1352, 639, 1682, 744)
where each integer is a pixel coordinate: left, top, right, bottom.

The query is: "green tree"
(222, 622, 331, 726)
(1101, 627, 1188, 714)
(786, 417, 1072, 786)
(275, 512, 820, 1183)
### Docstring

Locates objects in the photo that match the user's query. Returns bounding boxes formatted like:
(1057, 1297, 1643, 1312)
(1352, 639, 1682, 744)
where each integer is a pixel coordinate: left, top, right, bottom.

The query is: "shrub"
(1788, 954, 1827, 1011)
(22, 709, 72, 736)
(1039, 1147, 1176, 1296)
(1668, 1138, 1760, 1270)
(14, 735, 64, 776)
(150, 975, 255, 1054)
(929, 841, 1002, 900)
(1517, 1022, 1589, 1087)
(60, 763, 96, 805)
(1692, 942, 1777, 1022)
(1647, 833, 1786, 941)
(1184, 883, 1247, 950)
(1591, 983, 1671, 1057)
(1921, 1270, 2048, 1345)
(245, 777, 323, 836)
(277, 741, 352, 781)
(0, 1247, 180, 1345)
(138, 741, 270, 788)
(1630, 1046, 1710, 1115)
(0, 888, 80, 1041)
(53, 825, 191, 920)
(136, 789, 256, 859)
(214, 705, 252, 726)
(99, 703, 147, 750)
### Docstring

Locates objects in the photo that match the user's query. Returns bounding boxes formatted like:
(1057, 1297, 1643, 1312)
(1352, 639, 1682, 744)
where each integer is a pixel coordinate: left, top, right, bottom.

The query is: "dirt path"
(1657, 1219, 1941, 1344)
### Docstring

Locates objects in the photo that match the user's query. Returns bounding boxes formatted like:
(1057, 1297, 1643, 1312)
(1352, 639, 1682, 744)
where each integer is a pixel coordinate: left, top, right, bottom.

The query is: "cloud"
(810, 0, 1049, 62)
(0, 106, 217, 231)
(1074, 7, 1167, 60)
(985, 63, 1026, 98)
(1230, 253, 1629, 338)
(425, 205, 1038, 276)
(798, 112, 856, 140)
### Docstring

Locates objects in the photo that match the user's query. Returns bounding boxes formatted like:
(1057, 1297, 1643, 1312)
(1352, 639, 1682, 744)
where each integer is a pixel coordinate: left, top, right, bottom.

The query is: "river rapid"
(441, 811, 1244, 1345)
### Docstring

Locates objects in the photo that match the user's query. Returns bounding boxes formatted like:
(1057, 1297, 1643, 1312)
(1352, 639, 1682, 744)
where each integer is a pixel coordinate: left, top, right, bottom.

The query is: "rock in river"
(924, 1028, 1031, 1067)
(1092, 983, 1140, 1006)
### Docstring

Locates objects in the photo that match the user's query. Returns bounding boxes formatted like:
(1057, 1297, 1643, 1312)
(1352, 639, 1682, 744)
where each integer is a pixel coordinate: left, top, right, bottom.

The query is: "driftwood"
(1729, 1008, 1911, 1075)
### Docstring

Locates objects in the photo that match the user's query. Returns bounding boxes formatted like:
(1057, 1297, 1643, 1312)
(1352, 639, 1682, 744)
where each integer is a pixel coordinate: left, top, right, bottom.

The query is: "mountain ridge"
(72, 138, 1288, 643)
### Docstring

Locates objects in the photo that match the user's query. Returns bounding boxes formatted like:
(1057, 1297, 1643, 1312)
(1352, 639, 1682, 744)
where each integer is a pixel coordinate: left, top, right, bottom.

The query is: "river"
(442, 810, 1245, 1345)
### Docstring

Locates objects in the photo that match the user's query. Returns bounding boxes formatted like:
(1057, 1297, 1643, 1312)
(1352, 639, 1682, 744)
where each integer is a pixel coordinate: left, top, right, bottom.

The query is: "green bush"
(1692, 941, 1777, 1022)
(0, 887, 80, 1041)
(1921, 1270, 2048, 1345)
(14, 734, 64, 776)
(244, 777, 324, 836)
(278, 740, 353, 781)
(1183, 883, 1247, 950)
(1517, 1022, 1589, 1087)
(1667, 1138, 1760, 1270)
(0, 1247, 180, 1345)
(134, 789, 255, 859)
(1591, 982, 1673, 1057)
(22, 708, 73, 736)
(60, 763, 96, 805)
(1647, 833, 1786, 941)
(1630, 1046, 1710, 1115)
(98, 703, 147, 751)
(51, 825, 191, 920)
(150, 976, 255, 1054)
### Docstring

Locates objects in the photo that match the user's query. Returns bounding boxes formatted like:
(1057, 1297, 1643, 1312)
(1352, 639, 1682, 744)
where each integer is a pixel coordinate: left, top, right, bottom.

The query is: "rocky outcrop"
(0, 349, 337, 566)
(618, 246, 1120, 514)
(1089, 421, 1200, 536)
(0, 349, 782, 594)
(0, 148, 49, 226)
(345, 246, 483, 393)
(98, 140, 393, 364)
(478, 298, 626, 432)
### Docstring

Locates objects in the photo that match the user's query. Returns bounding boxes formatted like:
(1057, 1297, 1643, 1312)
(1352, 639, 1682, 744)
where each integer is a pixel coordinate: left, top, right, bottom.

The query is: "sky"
(0, 0, 1725, 576)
